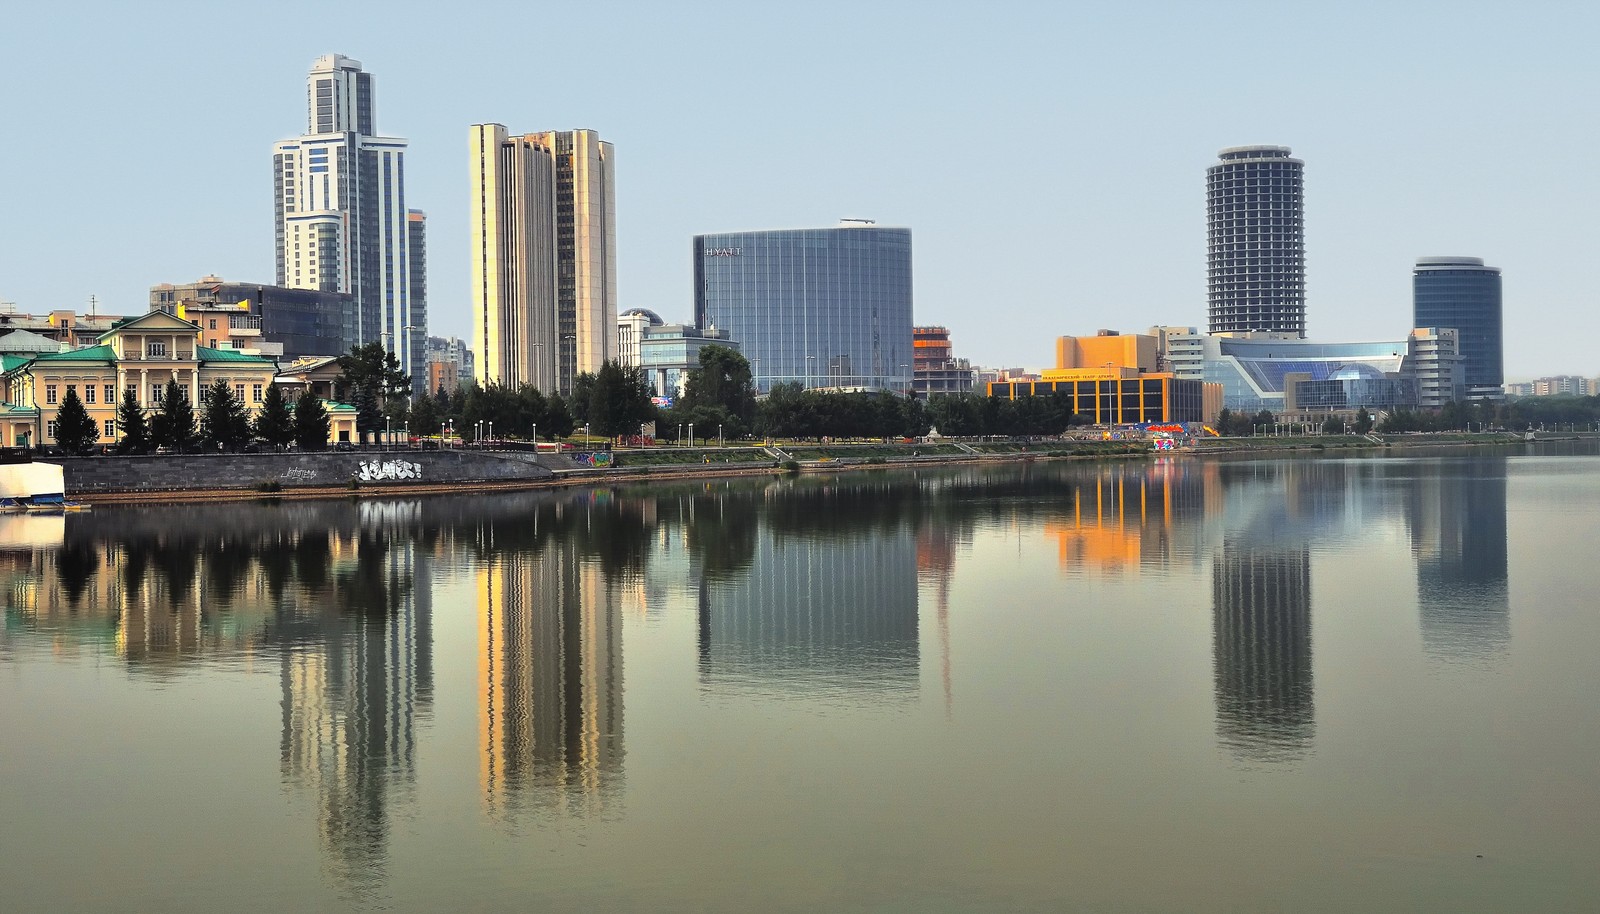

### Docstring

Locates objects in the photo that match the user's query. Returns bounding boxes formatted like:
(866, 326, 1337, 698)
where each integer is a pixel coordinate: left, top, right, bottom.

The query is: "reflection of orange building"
(1042, 463, 1206, 574)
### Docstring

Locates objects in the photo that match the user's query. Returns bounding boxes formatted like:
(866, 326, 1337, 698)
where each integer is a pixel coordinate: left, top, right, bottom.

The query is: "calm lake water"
(3, 446, 1598, 912)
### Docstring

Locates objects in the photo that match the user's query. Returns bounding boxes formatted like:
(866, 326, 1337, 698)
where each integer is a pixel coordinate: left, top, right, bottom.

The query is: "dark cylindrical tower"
(1413, 256, 1503, 401)
(1207, 145, 1306, 337)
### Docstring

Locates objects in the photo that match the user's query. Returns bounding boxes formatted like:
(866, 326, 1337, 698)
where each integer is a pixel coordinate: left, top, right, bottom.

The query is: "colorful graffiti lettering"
(574, 451, 614, 468)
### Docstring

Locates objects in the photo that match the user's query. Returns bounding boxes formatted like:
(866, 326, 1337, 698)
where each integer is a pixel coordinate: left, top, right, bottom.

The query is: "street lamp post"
(718, 423, 723, 448)
(386, 417, 392, 451)
(532, 423, 537, 452)
(488, 421, 494, 449)
(899, 363, 909, 396)
(688, 422, 695, 447)
(678, 423, 683, 445)
(562, 334, 577, 395)
(805, 355, 816, 389)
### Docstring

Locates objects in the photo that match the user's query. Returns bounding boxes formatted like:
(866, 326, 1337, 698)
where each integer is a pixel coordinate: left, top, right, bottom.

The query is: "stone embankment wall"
(55, 450, 556, 494)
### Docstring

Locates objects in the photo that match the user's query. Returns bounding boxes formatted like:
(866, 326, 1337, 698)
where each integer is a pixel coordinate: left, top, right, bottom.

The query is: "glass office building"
(1413, 257, 1502, 401)
(1199, 336, 1410, 412)
(1291, 366, 1418, 411)
(693, 223, 913, 394)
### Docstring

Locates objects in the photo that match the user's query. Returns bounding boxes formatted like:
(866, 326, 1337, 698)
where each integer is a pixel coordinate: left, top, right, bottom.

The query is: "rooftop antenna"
(0, 298, 14, 315)
(88, 295, 98, 319)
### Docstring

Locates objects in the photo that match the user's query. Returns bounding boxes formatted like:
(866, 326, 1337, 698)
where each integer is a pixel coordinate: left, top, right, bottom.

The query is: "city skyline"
(2, 3, 1596, 379)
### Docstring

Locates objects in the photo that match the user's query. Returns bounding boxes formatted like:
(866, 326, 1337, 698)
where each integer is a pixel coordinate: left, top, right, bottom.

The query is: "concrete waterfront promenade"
(57, 432, 1587, 505)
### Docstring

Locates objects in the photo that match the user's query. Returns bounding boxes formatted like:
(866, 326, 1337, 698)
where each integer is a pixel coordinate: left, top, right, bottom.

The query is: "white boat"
(0, 461, 89, 512)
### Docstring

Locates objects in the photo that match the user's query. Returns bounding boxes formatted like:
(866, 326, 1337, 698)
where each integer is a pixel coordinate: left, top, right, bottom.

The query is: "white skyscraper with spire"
(273, 54, 426, 389)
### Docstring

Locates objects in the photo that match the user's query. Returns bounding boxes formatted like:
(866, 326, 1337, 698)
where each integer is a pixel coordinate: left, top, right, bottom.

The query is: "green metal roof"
(196, 346, 275, 366)
(31, 344, 117, 363)
(1, 354, 30, 373)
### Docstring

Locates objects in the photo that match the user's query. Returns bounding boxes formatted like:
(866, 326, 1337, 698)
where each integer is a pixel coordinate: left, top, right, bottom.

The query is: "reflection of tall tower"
(697, 527, 919, 696)
(1408, 459, 1510, 659)
(478, 537, 623, 818)
(1212, 544, 1313, 762)
(278, 531, 431, 897)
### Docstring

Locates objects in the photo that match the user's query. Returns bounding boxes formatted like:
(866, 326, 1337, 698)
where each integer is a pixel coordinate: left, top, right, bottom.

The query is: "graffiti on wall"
(281, 468, 319, 482)
(573, 451, 614, 468)
(355, 460, 423, 481)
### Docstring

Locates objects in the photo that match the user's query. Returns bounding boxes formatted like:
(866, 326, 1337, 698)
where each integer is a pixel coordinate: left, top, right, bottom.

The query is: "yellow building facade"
(0, 310, 279, 448)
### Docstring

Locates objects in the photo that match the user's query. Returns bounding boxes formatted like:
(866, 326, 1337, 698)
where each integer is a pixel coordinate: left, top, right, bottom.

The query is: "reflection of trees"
(682, 491, 759, 581)
(54, 542, 98, 608)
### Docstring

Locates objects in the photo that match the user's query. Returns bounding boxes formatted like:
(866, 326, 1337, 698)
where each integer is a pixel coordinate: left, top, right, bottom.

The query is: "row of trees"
(66, 340, 1596, 453)
(53, 380, 331, 455)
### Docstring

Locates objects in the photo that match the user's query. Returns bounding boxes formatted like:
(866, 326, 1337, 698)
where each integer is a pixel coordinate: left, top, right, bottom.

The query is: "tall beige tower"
(470, 125, 616, 394)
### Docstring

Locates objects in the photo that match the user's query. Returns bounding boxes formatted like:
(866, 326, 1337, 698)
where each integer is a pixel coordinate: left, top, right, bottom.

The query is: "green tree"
(336, 341, 411, 401)
(294, 392, 331, 450)
(116, 388, 151, 454)
(589, 360, 655, 438)
(1354, 407, 1374, 435)
(200, 379, 251, 451)
(151, 379, 196, 451)
(543, 393, 575, 438)
(53, 387, 99, 454)
(354, 380, 384, 443)
(409, 391, 443, 436)
(1321, 414, 1344, 435)
(926, 392, 983, 437)
(682, 345, 757, 430)
(1251, 409, 1275, 435)
(569, 372, 597, 422)
(755, 382, 816, 438)
(517, 385, 549, 436)
(253, 382, 296, 449)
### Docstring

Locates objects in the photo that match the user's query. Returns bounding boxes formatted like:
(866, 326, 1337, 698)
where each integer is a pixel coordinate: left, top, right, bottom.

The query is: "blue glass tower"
(693, 222, 913, 394)
(1413, 257, 1502, 401)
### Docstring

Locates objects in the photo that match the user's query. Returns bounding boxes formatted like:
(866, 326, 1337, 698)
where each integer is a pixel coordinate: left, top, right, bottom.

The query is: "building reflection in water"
(0, 455, 1517, 890)
(1042, 460, 1208, 575)
(1212, 540, 1314, 763)
(690, 481, 920, 700)
(276, 501, 433, 899)
(1405, 457, 1510, 660)
(1204, 461, 1359, 765)
(475, 496, 627, 821)
(0, 502, 437, 905)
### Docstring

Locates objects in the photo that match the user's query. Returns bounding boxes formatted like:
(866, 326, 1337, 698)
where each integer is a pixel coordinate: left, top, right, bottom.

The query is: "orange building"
(987, 330, 1220, 425)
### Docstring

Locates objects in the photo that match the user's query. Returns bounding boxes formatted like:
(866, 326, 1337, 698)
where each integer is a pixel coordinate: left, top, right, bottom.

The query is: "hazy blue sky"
(2, 1, 1594, 378)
